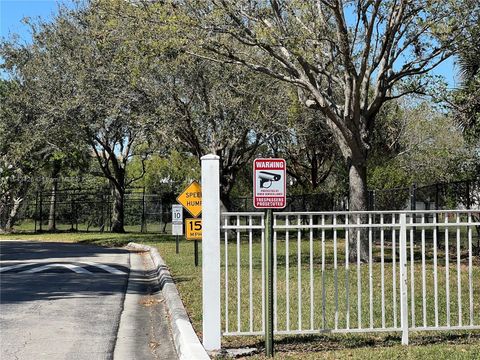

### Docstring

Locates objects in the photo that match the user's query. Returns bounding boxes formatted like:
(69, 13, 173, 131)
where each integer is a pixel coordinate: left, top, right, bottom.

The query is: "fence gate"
(201, 155, 480, 352)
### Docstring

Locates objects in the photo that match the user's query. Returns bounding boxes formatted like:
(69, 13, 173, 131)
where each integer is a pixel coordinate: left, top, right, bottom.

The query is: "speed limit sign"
(185, 218, 202, 240)
(172, 205, 183, 235)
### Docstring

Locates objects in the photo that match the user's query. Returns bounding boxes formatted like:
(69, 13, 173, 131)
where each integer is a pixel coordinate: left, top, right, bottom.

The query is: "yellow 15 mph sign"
(185, 218, 202, 240)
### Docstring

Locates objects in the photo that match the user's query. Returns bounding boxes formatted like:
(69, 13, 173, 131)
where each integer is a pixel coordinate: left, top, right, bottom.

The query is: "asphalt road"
(0, 240, 130, 360)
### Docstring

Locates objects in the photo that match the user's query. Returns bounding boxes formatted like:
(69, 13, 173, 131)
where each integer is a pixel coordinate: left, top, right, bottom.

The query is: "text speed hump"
(253, 158, 286, 209)
(177, 180, 202, 218)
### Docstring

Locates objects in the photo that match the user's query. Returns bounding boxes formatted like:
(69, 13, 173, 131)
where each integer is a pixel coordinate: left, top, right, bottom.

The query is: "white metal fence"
(220, 210, 480, 345)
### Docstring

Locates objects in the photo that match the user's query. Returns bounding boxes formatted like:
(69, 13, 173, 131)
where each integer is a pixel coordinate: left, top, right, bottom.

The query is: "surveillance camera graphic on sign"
(258, 171, 282, 189)
(253, 158, 286, 209)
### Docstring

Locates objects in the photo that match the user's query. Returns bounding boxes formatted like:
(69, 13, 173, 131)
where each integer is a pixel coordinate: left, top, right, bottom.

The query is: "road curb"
(127, 242, 210, 360)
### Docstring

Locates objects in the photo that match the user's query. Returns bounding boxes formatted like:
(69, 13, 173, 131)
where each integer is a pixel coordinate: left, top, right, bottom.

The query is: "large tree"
(0, 80, 34, 231)
(268, 99, 339, 193)
(183, 0, 472, 259)
(152, 58, 287, 208)
(1, 3, 156, 232)
(369, 100, 476, 190)
(450, 1, 480, 148)
(0, 77, 88, 232)
(96, 0, 293, 209)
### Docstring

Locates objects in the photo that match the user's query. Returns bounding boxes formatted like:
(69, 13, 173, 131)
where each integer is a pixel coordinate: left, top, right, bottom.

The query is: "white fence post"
(399, 213, 409, 345)
(201, 154, 221, 351)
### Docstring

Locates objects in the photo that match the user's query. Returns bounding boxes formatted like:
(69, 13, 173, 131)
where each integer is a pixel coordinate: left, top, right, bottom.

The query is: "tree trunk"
(348, 160, 369, 262)
(47, 161, 61, 231)
(5, 197, 23, 232)
(220, 192, 233, 212)
(47, 180, 58, 231)
(0, 191, 10, 230)
(111, 185, 125, 233)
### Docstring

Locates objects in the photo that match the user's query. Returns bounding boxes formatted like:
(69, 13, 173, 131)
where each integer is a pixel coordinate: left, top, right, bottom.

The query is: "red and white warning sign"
(253, 158, 286, 209)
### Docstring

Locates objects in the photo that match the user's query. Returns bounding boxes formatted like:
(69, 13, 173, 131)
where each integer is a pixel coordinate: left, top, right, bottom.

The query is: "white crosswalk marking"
(21, 263, 93, 274)
(0, 261, 127, 274)
(0, 263, 34, 273)
(82, 261, 126, 275)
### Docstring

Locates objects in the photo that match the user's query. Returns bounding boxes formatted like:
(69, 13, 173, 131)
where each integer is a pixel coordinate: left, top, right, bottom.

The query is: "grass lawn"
(0, 230, 162, 246)
(1, 231, 479, 359)
(11, 219, 170, 234)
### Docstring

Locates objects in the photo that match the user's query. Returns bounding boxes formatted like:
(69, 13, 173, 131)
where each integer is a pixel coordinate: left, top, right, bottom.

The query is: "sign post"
(172, 204, 183, 254)
(253, 158, 286, 358)
(264, 208, 274, 357)
(177, 181, 202, 266)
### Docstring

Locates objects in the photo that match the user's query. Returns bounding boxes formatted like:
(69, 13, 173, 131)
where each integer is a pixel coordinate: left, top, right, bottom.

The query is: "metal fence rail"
(13, 187, 172, 233)
(220, 210, 480, 344)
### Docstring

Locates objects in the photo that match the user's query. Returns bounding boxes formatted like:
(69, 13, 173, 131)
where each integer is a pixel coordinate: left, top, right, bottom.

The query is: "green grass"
(10, 219, 169, 234)
(0, 230, 162, 247)
(2, 231, 479, 359)
(219, 237, 480, 333)
(153, 234, 480, 359)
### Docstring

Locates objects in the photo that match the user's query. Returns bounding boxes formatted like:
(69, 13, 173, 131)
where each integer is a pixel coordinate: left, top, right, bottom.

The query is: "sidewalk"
(114, 250, 178, 360)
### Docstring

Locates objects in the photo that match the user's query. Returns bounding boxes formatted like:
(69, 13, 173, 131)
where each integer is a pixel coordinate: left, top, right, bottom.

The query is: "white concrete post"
(399, 213, 409, 345)
(201, 154, 221, 351)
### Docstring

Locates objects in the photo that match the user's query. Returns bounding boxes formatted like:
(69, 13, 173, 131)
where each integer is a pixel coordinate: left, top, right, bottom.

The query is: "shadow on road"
(0, 240, 128, 261)
(0, 241, 155, 306)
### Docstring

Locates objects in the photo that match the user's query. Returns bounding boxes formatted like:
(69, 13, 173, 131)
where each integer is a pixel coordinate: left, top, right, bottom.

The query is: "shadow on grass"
(173, 275, 196, 284)
(77, 234, 178, 247)
(224, 331, 480, 354)
(78, 237, 133, 247)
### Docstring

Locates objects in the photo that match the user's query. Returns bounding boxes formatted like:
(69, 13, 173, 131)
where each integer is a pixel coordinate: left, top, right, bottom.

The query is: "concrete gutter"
(127, 243, 210, 360)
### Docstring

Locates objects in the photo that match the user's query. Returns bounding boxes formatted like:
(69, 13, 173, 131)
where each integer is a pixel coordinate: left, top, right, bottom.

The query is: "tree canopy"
(0, 0, 477, 235)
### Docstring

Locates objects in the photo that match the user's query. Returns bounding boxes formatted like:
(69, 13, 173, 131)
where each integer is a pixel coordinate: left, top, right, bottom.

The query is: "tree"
(369, 100, 476, 190)
(150, 57, 287, 208)
(184, 0, 471, 260)
(268, 98, 339, 193)
(0, 79, 50, 232)
(1, 3, 157, 232)
(100, 0, 320, 209)
(450, 1, 480, 148)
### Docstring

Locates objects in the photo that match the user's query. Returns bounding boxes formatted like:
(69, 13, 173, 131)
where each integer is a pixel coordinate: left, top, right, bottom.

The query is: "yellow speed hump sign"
(176, 181, 202, 218)
(185, 218, 202, 240)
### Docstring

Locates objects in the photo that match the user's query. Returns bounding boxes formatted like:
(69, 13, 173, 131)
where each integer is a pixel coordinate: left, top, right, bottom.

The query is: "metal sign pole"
(264, 208, 274, 357)
(194, 240, 199, 267)
(253, 158, 285, 358)
(176, 235, 179, 254)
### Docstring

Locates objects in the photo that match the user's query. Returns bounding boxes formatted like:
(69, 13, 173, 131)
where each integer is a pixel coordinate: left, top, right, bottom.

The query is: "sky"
(1, 0, 73, 43)
(0, 0, 459, 88)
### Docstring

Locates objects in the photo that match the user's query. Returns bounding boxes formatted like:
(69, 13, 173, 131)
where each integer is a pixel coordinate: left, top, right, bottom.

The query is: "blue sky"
(0, 0, 459, 87)
(0, 0, 72, 43)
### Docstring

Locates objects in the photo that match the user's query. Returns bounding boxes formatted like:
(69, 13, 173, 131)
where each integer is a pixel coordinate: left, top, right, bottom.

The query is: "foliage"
(1, 1, 161, 231)
(449, 1, 480, 147)
(127, 151, 200, 196)
(2, 0, 478, 232)
(368, 101, 477, 190)
(268, 94, 340, 194)
(158, 58, 285, 205)
(0, 79, 47, 230)
(99, 0, 302, 206)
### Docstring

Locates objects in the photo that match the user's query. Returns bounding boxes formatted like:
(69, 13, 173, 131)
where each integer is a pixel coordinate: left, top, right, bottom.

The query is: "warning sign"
(185, 218, 202, 240)
(177, 181, 202, 217)
(253, 158, 286, 209)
